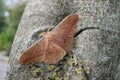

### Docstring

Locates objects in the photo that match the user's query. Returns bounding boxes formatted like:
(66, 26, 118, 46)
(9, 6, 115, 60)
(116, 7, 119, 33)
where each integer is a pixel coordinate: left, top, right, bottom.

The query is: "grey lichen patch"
(10, 49, 88, 80)
(33, 52, 81, 80)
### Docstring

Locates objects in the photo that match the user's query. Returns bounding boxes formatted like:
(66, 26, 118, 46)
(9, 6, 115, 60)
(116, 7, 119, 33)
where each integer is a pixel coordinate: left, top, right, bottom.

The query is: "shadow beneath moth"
(19, 13, 80, 65)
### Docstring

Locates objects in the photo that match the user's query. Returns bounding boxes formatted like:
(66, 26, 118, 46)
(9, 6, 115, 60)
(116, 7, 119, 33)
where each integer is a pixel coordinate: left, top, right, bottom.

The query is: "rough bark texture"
(6, 0, 120, 80)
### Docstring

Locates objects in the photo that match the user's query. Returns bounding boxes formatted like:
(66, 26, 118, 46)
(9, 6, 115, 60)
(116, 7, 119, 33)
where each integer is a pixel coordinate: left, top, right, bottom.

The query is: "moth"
(19, 13, 80, 64)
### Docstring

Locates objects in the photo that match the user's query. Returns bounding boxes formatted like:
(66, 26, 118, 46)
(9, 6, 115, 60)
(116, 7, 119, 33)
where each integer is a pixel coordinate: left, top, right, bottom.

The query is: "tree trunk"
(6, 0, 120, 80)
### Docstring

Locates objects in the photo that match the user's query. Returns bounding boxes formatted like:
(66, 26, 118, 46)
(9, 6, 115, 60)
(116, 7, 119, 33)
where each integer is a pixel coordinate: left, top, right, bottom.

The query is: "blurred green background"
(0, 0, 26, 56)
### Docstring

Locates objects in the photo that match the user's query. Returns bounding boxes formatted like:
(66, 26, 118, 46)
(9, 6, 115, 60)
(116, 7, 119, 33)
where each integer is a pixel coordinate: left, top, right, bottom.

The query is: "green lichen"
(66, 72, 69, 76)
(67, 58, 74, 66)
(51, 72, 61, 80)
(76, 40, 80, 46)
(39, 77, 43, 80)
(29, 78, 34, 80)
(75, 67, 82, 74)
(54, 77, 61, 80)
(29, 77, 43, 80)
(47, 65, 55, 70)
(73, 55, 78, 65)
(64, 76, 69, 80)
(78, 77, 84, 80)
(84, 67, 90, 75)
(31, 67, 41, 77)
(63, 71, 69, 80)
(52, 72, 56, 77)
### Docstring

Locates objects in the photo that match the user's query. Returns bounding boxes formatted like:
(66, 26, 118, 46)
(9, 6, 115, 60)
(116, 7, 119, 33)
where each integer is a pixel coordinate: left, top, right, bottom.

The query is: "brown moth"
(19, 13, 80, 64)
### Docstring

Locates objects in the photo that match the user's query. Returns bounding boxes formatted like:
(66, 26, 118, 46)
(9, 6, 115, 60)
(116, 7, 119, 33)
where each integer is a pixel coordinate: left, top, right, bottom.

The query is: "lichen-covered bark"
(6, 0, 120, 80)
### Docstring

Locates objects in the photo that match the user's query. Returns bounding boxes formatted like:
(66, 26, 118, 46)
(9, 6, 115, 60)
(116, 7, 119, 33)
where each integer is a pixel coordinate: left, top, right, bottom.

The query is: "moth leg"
(39, 32, 47, 37)
(47, 25, 53, 32)
(39, 26, 53, 37)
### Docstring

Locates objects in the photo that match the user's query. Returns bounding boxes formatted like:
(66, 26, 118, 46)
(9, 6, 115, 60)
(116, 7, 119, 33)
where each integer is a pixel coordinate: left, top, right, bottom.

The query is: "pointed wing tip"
(19, 54, 30, 65)
(68, 13, 81, 21)
(19, 57, 26, 65)
(19, 54, 46, 65)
